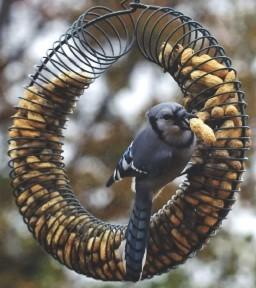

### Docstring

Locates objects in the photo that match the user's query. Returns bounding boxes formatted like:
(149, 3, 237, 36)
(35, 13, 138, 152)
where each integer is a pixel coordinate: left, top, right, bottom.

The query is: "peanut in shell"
(197, 111, 210, 122)
(190, 118, 216, 145)
(191, 54, 229, 78)
(191, 70, 223, 88)
(181, 48, 194, 64)
(158, 42, 173, 65)
(211, 106, 224, 119)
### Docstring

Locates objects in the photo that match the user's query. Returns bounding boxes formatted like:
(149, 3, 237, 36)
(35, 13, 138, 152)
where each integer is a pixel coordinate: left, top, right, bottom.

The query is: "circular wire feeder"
(8, 2, 250, 282)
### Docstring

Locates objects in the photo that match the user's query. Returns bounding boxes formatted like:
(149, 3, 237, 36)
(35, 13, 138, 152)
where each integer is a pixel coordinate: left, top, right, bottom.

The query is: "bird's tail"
(124, 182, 153, 282)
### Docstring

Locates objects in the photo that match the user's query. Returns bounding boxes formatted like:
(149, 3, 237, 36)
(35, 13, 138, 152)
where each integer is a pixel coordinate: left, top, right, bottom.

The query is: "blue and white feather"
(106, 142, 147, 187)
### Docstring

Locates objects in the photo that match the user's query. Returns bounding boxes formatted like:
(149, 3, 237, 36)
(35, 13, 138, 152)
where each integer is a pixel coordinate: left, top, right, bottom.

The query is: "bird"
(106, 102, 196, 282)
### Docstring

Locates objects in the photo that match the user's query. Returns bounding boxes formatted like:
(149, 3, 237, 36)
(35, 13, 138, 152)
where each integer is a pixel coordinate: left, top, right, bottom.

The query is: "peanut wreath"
(8, 3, 250, 282)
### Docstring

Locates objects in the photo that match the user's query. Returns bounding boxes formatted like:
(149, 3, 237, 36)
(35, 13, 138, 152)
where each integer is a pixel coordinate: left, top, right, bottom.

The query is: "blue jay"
(106, 102, 196, 281)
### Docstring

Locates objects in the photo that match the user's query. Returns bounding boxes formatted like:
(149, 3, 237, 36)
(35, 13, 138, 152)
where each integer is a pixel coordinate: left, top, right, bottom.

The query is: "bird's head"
(147, 102, 196, 145)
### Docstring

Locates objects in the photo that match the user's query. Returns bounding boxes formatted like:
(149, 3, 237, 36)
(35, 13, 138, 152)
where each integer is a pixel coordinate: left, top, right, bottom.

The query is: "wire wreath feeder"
(8, 1, 250, 282)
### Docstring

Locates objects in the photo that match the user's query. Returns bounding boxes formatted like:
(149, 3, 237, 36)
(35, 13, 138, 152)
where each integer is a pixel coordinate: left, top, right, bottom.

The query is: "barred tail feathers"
(124, 182, 153, 281)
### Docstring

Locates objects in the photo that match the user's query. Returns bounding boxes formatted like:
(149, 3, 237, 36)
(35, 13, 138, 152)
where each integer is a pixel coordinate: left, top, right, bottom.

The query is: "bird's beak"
(180, 112, 197, 130)
(180, 119, 190, 129)
(185, 112, 198, 119)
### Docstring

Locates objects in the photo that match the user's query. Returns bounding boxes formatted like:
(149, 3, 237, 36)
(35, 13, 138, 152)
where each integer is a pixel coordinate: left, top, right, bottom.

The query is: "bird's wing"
(106, 141, 148, 187)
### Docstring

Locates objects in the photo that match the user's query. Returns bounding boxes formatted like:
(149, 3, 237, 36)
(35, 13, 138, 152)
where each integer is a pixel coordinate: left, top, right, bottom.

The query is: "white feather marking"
(139, 248, 147, 281)
(131, 177, 136, 193)
(116, 170, 121, 180)
(122, 157, 129, 170)
(131, 162, 147, 175)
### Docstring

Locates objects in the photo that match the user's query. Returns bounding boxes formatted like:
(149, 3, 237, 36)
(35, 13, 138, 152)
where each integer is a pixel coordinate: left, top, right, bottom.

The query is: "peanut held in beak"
(189, 118, 216, 145)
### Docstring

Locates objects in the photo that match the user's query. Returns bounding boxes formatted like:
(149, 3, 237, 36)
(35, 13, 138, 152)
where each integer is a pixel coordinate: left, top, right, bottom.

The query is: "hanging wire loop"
(121, 0, 143, 10)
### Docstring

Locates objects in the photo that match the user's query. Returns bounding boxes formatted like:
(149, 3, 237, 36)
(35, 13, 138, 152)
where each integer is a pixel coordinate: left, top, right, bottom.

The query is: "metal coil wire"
(134, 3, 250, 278)
(8, 1, 250, 282)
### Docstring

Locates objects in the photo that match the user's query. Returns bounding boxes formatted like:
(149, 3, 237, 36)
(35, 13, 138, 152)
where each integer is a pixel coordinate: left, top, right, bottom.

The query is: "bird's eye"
(162, 114, 172, 120)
